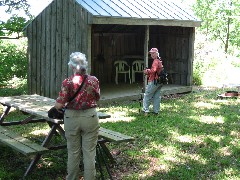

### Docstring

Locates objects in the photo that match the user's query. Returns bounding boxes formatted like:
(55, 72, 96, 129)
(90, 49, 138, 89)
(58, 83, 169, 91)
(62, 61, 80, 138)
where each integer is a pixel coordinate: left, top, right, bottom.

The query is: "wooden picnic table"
(0, 94, 134, 178)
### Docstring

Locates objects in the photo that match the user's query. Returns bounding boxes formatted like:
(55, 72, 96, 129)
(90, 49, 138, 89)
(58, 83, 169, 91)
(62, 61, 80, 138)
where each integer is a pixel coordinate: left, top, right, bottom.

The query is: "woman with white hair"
(54, 52, 100, 180)
(143, 48, 163, 116)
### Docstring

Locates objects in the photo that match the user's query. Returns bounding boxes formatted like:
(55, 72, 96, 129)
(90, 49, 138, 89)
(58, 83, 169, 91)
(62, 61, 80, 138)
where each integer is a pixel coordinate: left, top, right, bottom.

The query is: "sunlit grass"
(98, 88, 240, 179)
(0, 87, 239, 179)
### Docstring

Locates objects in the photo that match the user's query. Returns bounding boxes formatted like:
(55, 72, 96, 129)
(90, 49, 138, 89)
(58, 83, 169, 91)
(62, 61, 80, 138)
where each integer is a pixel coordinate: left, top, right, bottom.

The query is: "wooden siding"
(92, 25, 194, 86)
(25, 0, 91, 98)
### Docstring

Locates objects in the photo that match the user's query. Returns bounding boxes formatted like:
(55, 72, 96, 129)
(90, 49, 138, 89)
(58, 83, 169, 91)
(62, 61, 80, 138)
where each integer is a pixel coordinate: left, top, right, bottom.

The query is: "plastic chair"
(131, 60, 144, 83)
(114, 60, 131, 84)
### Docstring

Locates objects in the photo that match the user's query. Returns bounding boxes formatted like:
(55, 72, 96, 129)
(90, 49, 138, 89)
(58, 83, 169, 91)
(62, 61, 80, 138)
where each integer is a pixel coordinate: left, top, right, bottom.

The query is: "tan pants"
(64, 108, 99, 180)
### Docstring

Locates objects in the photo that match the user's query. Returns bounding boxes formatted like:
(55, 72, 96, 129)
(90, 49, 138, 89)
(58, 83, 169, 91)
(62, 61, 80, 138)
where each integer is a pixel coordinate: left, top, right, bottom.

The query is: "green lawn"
(0, 86, 239, 180)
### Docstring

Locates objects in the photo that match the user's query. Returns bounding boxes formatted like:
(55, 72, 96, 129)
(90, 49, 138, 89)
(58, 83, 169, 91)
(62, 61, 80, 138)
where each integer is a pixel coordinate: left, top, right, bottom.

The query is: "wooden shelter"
(23, 0, 201, 100)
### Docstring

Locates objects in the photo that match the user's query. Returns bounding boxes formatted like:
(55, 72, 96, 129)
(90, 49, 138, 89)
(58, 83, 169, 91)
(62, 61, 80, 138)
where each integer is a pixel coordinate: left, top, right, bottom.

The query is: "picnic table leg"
(42, 124, 60, 145)
(24, 154, 42, 177)
(0, 105, 11, 124)
(139, 93, 143, 113)
(96, 143, 113, 180)
(96, 145, 105, 180)
(46, 122, 66, 139)
(56, 125, 66, 139)
(24, 124, 60, 177)
(98, 139, 116, 164)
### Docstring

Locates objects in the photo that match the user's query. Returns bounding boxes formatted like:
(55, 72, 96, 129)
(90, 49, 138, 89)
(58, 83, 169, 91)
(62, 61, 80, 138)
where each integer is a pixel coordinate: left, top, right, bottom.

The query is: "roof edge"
(92, 17, 201, 28)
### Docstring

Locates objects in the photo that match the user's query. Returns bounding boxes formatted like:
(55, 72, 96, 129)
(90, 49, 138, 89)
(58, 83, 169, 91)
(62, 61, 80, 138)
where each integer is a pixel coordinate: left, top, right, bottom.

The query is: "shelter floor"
(99, 83, 192, 105)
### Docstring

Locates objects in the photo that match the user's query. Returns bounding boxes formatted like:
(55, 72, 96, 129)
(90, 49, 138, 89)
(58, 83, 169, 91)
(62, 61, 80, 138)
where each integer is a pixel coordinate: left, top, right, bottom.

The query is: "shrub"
(0, 38, 28, 86)
(0, 77, 27, 96)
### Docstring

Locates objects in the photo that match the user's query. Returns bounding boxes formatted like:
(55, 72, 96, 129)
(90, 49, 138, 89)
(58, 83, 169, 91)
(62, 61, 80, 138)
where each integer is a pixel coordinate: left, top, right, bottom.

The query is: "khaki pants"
(64, 108, 99, 180)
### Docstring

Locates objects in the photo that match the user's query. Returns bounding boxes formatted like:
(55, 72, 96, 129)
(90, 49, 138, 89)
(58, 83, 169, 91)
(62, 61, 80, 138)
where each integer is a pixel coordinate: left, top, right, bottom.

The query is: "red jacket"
(144, 58, 163, 82)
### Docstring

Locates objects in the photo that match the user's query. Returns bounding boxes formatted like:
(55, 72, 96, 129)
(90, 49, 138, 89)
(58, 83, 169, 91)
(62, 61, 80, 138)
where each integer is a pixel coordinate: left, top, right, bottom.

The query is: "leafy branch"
(0, 0, 32, 38)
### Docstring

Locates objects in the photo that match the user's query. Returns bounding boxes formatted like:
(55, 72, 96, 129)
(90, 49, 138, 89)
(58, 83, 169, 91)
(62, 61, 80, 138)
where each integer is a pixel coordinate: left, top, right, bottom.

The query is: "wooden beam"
(143, 26, 149, 92)
(187, 28, 195, 86)
(92, 17, 201, 27)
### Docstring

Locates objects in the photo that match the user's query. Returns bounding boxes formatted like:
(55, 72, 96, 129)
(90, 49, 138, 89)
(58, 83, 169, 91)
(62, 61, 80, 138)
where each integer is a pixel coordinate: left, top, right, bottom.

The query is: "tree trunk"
(225, 17, 231, 54)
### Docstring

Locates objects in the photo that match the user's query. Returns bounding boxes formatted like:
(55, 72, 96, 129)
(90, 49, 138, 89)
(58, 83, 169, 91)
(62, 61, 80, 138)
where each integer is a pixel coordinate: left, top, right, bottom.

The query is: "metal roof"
(76, 0, 201, 27)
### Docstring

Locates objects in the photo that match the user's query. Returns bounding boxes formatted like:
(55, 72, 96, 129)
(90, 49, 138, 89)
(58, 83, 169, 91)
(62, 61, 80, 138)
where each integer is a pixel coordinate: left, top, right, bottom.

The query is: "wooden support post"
(143, 25, 149, 93)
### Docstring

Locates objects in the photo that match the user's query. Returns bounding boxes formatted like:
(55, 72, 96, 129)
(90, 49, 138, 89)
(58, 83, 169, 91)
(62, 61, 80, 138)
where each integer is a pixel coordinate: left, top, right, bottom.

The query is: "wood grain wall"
(91, 26, 194, 86)
(25, 0, 90, 98)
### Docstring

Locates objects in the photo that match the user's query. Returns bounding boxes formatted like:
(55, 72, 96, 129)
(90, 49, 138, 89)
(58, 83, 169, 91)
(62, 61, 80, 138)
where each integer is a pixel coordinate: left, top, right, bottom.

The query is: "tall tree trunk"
(225, 17, 230, 54)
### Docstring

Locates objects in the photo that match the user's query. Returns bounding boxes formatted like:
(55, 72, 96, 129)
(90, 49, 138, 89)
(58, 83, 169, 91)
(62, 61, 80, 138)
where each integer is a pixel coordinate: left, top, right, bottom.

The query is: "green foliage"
(192, 66, 202, 86)
(193, 31, 240, 86)
(1, 16, 28, 36)
(193, 0, 240, 54)
(0, 77, 27, 96)
(0, 0, 30, 12)
(0, 39, 28, 85)
(0, 0, 32, 37)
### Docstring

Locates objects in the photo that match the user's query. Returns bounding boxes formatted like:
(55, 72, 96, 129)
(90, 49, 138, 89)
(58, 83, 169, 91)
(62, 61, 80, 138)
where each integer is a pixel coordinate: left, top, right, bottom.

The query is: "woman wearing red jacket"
(143, 48, 163, 116)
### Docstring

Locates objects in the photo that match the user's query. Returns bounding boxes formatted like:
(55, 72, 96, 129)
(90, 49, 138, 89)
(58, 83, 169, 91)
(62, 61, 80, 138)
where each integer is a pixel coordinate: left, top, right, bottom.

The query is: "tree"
(0, 0, 32, 38)
(0, 0, 29, 12)
(193, 0, 240, 54)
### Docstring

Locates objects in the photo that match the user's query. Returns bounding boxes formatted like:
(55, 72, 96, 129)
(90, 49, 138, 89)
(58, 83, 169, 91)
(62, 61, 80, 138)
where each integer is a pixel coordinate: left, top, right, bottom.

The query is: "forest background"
(0, 0, 239, 88)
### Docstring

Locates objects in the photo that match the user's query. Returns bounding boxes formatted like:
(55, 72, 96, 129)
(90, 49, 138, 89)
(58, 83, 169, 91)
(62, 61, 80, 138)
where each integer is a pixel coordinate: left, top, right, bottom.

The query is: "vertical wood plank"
(82, 8, 88, 54)
(27, 23, 33, 94)
(106, 35, 111, 83)
(36, 15, 42, 95)
(87, 25, 92, 74)
(187, 27, 194, 86)
(144, 25, 149, 92)
(75, 4, 82, 51)
(41, 9, 46, 96)
(55, 0, 63, 97)
(45, 4, 51, 98)
(68, 0, 76, 61)
(61, 0, 69, 81)
(32, 20, 37, 94)
(50, 0, 57, 98)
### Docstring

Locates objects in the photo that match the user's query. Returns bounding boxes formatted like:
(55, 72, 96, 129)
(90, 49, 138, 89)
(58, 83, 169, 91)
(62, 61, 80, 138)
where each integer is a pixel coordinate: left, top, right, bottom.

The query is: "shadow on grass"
(99, 89, 240, 179)
(0, 88, 239, 179)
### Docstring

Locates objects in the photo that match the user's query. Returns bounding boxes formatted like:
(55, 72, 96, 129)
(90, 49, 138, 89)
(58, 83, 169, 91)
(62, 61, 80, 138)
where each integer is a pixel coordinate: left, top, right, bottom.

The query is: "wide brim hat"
(149, 48, 158, 53)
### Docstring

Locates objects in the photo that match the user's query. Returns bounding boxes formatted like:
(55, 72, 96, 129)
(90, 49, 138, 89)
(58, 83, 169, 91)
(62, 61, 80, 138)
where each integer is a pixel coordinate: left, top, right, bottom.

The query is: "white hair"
(68, 52, 88, 71)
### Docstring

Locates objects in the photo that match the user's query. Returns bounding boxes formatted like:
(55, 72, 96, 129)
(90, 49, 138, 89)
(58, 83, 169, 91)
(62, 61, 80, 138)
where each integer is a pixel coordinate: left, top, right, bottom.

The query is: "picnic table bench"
(0, 94, 134, 179)
(0, 126, 49, 156)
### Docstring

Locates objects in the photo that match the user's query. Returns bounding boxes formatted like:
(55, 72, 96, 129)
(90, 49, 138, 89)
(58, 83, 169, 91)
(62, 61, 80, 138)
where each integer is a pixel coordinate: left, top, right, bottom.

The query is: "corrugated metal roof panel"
(118, 0, 149, 18)
(76, 0, 199, 21)
(156, 1, 184, 19)
(130, 0, 161, 18)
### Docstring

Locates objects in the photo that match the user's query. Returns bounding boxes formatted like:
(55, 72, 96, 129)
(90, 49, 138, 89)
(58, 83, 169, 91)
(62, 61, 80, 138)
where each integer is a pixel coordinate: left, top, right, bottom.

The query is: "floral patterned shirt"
(144, 58, 163, 82)
(56, 74, 100, 110)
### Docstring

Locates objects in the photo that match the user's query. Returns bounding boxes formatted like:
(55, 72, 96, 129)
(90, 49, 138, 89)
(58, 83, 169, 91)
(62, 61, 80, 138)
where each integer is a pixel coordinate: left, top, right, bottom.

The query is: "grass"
(0, 84, 240, 180)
